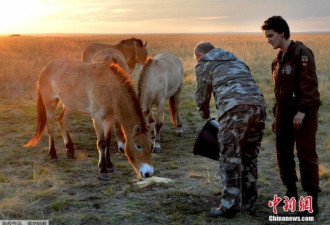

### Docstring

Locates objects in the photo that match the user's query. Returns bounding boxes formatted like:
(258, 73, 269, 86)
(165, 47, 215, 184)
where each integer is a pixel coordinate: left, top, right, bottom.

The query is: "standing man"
(194, 42, 266, 218)
(261, 16, 321, 215)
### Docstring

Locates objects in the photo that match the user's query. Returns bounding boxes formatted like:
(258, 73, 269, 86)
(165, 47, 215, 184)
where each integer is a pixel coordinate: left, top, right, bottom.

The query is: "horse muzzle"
(140, 163, 154, 178)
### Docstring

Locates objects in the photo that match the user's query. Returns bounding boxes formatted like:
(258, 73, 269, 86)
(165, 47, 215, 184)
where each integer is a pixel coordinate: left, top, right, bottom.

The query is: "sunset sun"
(0, 0, 50, 34)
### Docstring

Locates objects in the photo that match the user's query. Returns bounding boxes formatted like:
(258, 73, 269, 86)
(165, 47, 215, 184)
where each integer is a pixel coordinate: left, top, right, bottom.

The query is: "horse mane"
(109, 63, 129, 81)
(109, 64, 147, 132)
(119, 38, 144, 47)
(138, 57, 153, 100)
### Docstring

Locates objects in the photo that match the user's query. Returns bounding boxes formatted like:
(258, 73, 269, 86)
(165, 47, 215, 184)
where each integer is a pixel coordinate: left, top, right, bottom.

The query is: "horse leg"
(153, 101, 165, 153)
(93, 118, 108, 180)
(142, 108, 155, 151)
(113, 122, 126, 154)
(105, 129, 115, 173)
(57, 106, 74, 159)
(173, 88, 183, 137)
(45, 99, 59, 160)
(148, 109, 156, 149)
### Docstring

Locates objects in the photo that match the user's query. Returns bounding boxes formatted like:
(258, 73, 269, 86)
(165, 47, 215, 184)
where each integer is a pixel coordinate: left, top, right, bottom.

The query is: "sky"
(0, 0, 329, 35)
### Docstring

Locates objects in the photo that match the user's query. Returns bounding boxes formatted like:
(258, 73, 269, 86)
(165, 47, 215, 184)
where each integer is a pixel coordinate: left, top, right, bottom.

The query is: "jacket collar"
(276, 40, 295, 62)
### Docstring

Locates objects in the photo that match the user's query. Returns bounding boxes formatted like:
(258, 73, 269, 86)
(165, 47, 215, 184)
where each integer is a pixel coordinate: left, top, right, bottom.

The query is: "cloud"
(3, 0, 329, 34)
(112, 8, 132, 13)
(199, 16, 229, 21)
(290, 16, 330, 32)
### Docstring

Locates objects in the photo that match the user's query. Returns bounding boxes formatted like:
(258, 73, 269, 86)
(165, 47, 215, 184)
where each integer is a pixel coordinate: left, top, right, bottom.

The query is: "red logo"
(283, 196, 296, 212)
(299, 196, 313, 213)
(268, 195, 313, 214)
(268, 195, 282, 214)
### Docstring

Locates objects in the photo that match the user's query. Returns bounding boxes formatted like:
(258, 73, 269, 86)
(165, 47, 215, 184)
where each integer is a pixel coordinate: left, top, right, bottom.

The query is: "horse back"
(82, 43, 115, 62)
(153, 53, 184, 96)
(38, 59, 116, 114)
(139, 53, 183, 108)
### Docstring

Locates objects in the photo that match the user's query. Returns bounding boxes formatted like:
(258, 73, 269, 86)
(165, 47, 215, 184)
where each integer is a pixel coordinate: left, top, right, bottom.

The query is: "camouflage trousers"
(218, 105, 266, 213)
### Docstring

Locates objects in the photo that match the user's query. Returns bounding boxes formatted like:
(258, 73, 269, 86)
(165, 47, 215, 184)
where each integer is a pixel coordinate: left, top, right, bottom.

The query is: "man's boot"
(299, 193, 318, 216)
(209, 205, 237, 218)
(279, 183, 298, 206)
(311, 193, 319, 215)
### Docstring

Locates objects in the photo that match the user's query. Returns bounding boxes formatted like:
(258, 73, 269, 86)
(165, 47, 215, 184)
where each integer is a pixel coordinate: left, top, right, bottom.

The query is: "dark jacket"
(272, 41, 321, 115)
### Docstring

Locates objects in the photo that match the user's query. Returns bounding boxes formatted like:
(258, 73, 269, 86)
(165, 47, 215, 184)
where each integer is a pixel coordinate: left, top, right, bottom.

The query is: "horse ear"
(112, 58, 118, 65)
(147, 122, 156, 132)
(133, 124, 142, 135)
(144, 40, 148, 47)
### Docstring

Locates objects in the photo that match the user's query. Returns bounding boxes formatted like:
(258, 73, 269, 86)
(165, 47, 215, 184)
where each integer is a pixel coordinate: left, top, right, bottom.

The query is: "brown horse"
(138, 53, 184, 153)
(82, 38, 148, 72)
(24, 59, 154, 180)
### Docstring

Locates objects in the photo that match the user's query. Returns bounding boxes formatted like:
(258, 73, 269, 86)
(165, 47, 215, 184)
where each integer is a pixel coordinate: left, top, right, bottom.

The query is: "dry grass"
(0, 34, 329, 225)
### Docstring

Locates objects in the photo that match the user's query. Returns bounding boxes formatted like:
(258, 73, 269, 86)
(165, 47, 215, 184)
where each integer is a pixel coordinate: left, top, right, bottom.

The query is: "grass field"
(0, 34, 329, 225)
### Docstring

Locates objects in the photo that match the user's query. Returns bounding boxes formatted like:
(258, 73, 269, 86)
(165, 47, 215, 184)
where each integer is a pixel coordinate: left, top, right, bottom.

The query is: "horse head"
(133, 39, 148, 65)
(118, 38, 148, 71)
(125, 124, 154, 179)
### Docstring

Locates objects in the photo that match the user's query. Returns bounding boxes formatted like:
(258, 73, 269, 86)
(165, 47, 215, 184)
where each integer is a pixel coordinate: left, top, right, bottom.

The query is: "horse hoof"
(99, 173, 109, 180)
(177, 127, 183, 137)
(66, 152, 75, 159)
(117, 141, 125, 154)
(107, 168, 115, 173)
(50, 158, 58, 163)
(107, 166, 116, 173)
(152, 146, 161, 153)
(118, 147, 125, 154)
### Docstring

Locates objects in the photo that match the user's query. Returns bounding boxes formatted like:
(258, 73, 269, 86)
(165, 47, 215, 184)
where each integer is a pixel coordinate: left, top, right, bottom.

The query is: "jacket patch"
(302, 55, 308, 66)
(282, 65, 292, 75)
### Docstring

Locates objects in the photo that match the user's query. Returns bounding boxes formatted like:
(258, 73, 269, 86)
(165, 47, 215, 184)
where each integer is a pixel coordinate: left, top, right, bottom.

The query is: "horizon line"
(2, 31, 330, 37)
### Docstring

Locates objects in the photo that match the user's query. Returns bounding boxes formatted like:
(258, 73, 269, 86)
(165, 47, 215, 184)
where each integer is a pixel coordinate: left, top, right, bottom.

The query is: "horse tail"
(82, 43, 94, 62)
(24, 85, 47, 147)
(81, 48, 89, 62)
(169, 96, 177, 127)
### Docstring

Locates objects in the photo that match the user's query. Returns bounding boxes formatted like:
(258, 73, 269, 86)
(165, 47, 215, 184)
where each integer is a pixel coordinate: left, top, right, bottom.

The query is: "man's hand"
(198, 109, 210, 119)
(293, 111, 305, 129)
(199, 111, 210, 120)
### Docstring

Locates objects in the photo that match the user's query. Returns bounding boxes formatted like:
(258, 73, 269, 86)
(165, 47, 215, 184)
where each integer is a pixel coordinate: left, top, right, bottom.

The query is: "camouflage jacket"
(195, 48, 266, 119)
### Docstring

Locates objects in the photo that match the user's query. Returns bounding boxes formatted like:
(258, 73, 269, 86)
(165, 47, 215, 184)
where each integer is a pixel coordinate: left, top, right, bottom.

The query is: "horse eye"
(135, 144, 143, 151)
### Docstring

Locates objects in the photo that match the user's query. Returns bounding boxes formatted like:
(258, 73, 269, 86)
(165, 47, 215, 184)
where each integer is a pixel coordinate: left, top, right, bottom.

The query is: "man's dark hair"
(261, 16, 290, 39)
(194, 42, 215, 55)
